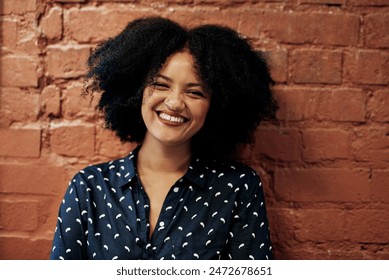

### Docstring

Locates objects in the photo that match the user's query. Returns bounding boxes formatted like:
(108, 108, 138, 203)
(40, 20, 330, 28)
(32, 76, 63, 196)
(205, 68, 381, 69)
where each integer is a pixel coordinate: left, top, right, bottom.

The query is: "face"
(141, 50, 211, 148)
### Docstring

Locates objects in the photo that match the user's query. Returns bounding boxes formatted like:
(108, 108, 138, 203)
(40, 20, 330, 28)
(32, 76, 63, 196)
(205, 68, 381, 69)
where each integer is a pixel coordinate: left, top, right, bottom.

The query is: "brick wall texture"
(0, 0, 388, 260)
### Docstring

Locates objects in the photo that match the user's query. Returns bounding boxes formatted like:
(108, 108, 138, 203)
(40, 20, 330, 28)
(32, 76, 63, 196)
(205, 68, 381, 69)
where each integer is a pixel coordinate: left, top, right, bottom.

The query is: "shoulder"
(69, 150, 137, 190)
(200, 158, 261, 189)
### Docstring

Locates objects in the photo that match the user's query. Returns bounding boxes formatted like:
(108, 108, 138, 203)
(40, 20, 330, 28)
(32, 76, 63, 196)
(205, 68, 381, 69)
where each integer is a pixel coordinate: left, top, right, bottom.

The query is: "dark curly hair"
(85, 17, 278, 160)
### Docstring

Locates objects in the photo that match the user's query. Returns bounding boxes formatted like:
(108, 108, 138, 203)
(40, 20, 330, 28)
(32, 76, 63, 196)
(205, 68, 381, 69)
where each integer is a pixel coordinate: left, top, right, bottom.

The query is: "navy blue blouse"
(50, 146, 273, 260)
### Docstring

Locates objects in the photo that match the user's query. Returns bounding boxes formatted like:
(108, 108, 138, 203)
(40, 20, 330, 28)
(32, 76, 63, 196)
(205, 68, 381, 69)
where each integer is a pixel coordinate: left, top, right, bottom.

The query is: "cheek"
(142, 87, 157, 105)
(195, 103, 211, 124)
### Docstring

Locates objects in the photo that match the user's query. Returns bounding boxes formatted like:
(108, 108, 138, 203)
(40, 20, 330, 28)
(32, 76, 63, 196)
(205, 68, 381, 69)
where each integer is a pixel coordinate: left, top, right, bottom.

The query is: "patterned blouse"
(50, 146, 273, 260)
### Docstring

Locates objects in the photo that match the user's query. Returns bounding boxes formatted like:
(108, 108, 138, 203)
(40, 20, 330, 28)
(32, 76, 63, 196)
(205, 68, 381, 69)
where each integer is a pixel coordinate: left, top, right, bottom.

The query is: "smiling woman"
(49, 17, 278, 260)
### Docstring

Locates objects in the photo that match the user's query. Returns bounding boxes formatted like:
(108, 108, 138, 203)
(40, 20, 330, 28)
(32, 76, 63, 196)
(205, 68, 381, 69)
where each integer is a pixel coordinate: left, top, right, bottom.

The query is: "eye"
(187, 90, 206, 98)
(152, 82, 169, 90)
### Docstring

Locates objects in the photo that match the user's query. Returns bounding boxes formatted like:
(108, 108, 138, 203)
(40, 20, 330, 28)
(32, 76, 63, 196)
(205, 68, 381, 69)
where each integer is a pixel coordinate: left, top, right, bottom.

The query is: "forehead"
(158, 50, 198, 77)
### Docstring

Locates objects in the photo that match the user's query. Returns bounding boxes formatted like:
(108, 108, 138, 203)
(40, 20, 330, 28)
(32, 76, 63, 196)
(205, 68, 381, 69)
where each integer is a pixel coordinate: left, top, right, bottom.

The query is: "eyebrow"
(155, 74, 203, 88)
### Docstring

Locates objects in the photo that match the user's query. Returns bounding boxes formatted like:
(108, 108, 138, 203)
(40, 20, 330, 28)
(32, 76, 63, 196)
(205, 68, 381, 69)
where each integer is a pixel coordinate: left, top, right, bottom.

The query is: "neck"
(137, 135, 192, 173)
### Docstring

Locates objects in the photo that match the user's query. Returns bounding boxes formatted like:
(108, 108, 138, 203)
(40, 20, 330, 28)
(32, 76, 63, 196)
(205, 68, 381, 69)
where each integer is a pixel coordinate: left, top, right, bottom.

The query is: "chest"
(84, 181, 238, 259)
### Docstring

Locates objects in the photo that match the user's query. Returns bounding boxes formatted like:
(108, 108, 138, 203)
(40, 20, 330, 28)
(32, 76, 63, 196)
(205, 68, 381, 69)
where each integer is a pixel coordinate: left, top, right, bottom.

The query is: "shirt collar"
(183, 157, 212, 189)
(114, 146, 210, 189)
(111, 146, 139, 189)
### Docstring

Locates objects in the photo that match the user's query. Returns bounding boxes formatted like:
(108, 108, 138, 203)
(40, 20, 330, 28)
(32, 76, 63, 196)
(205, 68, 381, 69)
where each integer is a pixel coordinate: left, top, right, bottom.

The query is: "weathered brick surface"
(0, 163, 67, 195)
(40, 85, 61, 118)
(254, 127, 300, 161)
(371, 170, 389, 203)
(65, 7, 152, 43)
(0, 237, 52, 260)
(345, 50, 389, 85)
(274, 87, 366, 122)
(50, 123, 95, 157)
(364, 13, 389, 48)
(265, 49, 288, 83)
(367, 89, 389, 122)
(291, 49, 342, 84)
(274, 168, 371, 202)
(0, 19, 18, 49)
(241, 11, 359, 45)
(0, 200, 40, 231)
(350, 0, 389, 6)
(0, 55, 39, 87)
(302, 129, 352, 162)
(0, 0, 388, 260)
(0, 88, 40, 127)
(346, 210, 389, 243)
(95, 128, 136, 158)
(0, 129, 41, 158)
(351, 126, 389, 167)
(62, 82, 97, 120)
(294, 209, 348, 242)
(40, 7, 63, 40)
(1, 0, 37, 15)
(46, 45, 90, 78)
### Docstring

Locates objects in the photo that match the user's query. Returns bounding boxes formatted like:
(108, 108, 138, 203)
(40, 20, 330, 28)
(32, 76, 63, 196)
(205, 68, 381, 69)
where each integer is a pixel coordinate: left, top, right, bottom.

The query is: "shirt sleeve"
(50, 173, 88, 260)
(223, 169, 273, 260)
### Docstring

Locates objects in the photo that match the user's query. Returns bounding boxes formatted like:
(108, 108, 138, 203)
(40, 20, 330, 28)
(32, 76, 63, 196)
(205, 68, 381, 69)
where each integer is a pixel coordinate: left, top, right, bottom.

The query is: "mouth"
(156, 111, 189, 125)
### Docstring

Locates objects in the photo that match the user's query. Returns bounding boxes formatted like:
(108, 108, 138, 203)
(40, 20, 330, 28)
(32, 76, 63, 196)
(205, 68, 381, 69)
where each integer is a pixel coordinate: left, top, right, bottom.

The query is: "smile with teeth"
(158, 112, 188, 123)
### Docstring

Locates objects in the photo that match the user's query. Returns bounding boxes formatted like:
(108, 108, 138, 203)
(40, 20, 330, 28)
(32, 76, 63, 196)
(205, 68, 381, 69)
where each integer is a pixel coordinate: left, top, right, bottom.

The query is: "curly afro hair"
(85, 17, 278, 160)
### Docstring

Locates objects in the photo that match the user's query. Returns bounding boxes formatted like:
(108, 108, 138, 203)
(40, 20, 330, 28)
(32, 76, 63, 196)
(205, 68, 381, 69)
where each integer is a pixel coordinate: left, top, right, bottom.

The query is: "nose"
(164, 90, 185, 112)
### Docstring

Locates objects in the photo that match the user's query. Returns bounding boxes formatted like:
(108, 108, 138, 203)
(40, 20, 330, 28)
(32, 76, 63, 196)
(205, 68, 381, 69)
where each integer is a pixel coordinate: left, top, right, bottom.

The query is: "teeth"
(159, 112, 185, 123)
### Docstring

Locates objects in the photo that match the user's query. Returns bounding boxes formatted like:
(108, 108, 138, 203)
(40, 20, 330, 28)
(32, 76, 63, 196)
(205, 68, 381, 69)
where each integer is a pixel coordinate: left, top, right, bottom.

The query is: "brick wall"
(0, 0, 388, 260)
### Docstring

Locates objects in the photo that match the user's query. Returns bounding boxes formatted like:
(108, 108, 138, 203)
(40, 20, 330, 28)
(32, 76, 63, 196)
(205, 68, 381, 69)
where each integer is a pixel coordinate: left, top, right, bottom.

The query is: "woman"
(50, 17, 278, 260)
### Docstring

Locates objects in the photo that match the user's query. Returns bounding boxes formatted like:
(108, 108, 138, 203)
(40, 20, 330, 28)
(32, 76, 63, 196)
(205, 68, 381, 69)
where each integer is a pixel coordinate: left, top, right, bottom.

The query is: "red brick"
(300, 0, 345, 3)
(350, 0, 389, 6)
(367, 89, 389, 122)
(0, 55, 38, 87)
(50, 123, 95, 157)
(55, 0, 86, 2)
(351, 127, 389, 166)
(96, 128, 136, 158)
(274, 87, 366, 122)
(274, 168, 371, 202)
(165, 7, 241, 30)
(302, 129, 352, 162)
(65, 7, 154, 43)
(346, 210, 389, 243)
(0, 88, 39, 127)
(345, 50, 389, 85)
(266, 208, 297, 246)
(265, 49, 288, 83)
(16, 20, 40, 56)
(371, 170, 389, 203)
(40, 85, 61, 118)
(0, 19, 17, 49)
(0, 200, 40, 231)
(0, 129, 41, 158)
(1, 0, 36, 15)
(291, 49, 342, 84)
(364, 14, 389, 48)
(0, 164, 66, 195)
(0, 236, 51, 260)
(40, 7, 63, 40)
(240, 11, 359, 46)
(287, 246, 370, 260)
(295, 209, 347, 242)
(254, 127, 300, 161)
(46, 45, 90, 79)
(62, 82, 97, 120)
(92, 0, 139, 1)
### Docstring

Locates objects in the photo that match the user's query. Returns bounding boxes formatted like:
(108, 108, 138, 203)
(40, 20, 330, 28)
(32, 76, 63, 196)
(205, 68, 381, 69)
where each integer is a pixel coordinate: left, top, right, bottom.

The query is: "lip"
(155, 110, 190, 126)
